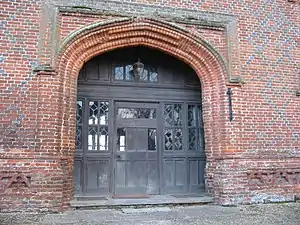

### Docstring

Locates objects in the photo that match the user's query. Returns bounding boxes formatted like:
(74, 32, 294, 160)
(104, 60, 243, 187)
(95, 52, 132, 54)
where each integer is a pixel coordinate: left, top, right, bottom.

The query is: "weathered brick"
(0, 0, 299, 212)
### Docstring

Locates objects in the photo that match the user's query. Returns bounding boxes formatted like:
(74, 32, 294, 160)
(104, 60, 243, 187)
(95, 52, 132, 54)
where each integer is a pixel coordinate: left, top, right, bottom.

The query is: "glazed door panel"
(113, 102, 159, 196)
(75, 99, 205, 197)
(74, 99, 112, 196)
(162, 102, 205, 195)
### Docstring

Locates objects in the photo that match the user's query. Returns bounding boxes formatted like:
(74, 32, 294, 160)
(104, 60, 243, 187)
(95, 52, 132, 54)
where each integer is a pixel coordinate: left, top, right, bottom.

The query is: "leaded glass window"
(76, 100, 84, 149)
(113, 64, 158, 83)
(117, 108, 156, 119)
(88, 101, 109, 151)
(188, 104, 204, 151)
(164, 103, 183, 151)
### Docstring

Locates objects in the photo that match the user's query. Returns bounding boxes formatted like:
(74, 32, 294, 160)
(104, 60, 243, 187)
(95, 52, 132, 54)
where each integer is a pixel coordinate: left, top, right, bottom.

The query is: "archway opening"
(74, 46, 206, 198)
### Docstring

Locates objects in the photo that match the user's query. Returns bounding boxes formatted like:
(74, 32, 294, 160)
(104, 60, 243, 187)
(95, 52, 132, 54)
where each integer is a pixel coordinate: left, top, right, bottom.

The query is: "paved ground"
(0, 203, 299, 225)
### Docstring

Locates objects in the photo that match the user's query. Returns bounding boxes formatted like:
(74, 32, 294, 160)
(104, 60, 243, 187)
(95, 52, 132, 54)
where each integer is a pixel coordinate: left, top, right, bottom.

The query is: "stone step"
(70, 195, 214, 209)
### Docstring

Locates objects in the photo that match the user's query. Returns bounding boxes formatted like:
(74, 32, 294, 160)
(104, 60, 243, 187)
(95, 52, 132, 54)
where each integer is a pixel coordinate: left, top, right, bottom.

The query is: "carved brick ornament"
(0, 173, 30, 194)
(248, 170, 300, 187)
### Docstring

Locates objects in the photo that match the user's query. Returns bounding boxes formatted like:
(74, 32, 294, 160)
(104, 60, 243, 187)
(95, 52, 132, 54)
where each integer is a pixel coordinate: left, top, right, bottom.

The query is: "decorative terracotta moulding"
(248, 170, 300, 187)
(0, 173, 31, 194)
(33, 64, 57, 76)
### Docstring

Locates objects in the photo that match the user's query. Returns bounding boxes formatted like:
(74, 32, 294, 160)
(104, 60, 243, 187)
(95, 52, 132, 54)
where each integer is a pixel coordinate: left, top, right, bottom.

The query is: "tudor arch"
(56, 18, 228, 205)
(74, 47, 206, 197)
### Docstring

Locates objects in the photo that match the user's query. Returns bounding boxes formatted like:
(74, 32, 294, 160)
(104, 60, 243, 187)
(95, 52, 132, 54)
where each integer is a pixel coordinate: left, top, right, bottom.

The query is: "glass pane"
(76, 126, 82, 149)
(125, 65, 133, 80)
(149, 68, 158, 82)
(99, 102, 109, 125)
(88, 127, 98, 150)
(198, 128, 204, 151)
(188, 128, 196, 150)
(188, 105, 201, 127)
(148, 129, 157, 151)
(164, 104, 182, 126)
(117, 128, 156, 151)
(140, 69, 148, 81)
(128, 128, 147, 151)
(117, 128, 126, 151)
(165, 129, 173, 150)
(89, 101, 98, 125)
(164, 104, 173, 126)
(117, 108, 156, 119)
(174, 128, 183, 150)
(188, 128, 204, 151)
(99, 126, 108, 151)
(114, 66, 124, 80)
(76, 100, 83, 124)
(174, 104, 182, 126)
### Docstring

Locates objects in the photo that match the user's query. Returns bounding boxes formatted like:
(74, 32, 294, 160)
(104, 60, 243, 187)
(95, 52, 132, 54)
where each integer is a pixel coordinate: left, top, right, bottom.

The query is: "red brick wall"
(0, 0, 299, 212)
(59, 12, 228, 61)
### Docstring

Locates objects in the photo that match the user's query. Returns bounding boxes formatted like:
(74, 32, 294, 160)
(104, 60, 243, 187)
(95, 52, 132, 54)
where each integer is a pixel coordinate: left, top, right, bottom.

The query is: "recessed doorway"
(74, 47, 205, 199)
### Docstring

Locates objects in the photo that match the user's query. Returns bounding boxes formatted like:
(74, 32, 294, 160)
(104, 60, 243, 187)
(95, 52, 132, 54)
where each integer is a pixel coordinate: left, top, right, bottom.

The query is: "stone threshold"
(70, 194, 214, 209)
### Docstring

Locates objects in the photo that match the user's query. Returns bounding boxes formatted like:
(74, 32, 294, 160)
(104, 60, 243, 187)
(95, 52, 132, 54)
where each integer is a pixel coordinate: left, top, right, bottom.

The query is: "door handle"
(115, 154, 121, 159)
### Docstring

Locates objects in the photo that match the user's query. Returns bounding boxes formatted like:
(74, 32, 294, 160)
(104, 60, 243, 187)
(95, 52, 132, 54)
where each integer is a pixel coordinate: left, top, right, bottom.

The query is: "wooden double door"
(74, 46, 205, 198)
(75, 99, 205, 197)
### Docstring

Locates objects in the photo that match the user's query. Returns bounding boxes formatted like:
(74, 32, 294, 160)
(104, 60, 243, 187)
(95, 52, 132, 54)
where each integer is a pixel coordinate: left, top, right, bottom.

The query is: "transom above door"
(74, 47, 205, 198)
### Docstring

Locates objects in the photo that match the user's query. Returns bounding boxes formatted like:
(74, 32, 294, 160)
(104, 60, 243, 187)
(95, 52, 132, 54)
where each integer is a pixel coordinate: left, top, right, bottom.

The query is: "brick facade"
(0, 0, 299, 212)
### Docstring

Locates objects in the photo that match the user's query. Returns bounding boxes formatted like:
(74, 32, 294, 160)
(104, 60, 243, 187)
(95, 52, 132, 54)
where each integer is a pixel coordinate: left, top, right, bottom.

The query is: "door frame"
(112, 101, 160, 197)
(75, 97, 205, 196)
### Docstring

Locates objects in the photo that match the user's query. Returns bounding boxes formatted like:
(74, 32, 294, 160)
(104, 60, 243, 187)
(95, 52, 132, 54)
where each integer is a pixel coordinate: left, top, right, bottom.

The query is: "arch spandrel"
(57, 17, 229, 88)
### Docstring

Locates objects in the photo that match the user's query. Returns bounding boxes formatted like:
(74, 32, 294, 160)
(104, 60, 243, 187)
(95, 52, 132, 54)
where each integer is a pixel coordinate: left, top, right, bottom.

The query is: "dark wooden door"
(75, 47, 206, 198)
(113, 102, 159, 196)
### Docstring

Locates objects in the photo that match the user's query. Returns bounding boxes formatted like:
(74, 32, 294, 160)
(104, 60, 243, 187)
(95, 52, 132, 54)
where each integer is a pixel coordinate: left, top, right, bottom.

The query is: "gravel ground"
(0, 203, 299, 225)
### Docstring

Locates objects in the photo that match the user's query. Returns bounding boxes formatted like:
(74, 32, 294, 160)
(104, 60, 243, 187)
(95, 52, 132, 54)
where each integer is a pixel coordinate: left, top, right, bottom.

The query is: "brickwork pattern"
(0, 0, 299, 211)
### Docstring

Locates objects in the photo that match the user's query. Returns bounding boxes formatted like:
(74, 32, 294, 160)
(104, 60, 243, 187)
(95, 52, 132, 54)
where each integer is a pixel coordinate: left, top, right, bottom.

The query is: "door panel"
(188, 159, 206, 193)
(85, 160, 110, 195)
(147, 161, 159, 194)
(74, 159, 83, 195)
(161, 102, 205, 194)
(163, 158, 186, 193)
(114, 102, 159, 196)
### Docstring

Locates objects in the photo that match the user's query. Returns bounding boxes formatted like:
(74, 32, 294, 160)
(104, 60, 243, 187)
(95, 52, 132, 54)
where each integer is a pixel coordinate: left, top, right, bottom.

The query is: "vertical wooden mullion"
(195, 104, 200, 152)
(200, 104, 205, 153)
(80, 100, 84, 195)
(124, 126, 128, 188)
(109, 99, 114, 195)
(97, 101, 100, 151)
(184, 102, 189, 193)
(158, 102, 164, 194)
(83, 98, 89, 194)
(173, 158, 176, 187)
(182, 103, 186, 153)
(171, 104, 175, 152)
(96, 101, 100, 193)
(76, 99, 84, 195)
